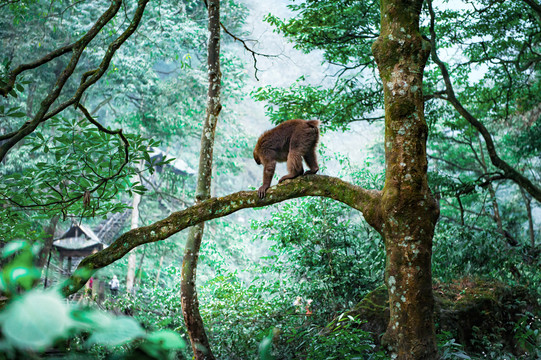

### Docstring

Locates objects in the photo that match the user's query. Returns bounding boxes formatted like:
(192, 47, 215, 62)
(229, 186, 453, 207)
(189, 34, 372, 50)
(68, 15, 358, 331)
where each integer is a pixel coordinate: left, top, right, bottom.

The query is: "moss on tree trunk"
(372, 0, 439, 358)
(337, 280, 538, 357)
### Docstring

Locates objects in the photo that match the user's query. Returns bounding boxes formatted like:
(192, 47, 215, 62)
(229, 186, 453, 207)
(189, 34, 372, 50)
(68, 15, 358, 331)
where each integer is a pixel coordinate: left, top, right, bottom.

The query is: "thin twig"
(77, 103, 129, 165)
(220, 22, 279, 81)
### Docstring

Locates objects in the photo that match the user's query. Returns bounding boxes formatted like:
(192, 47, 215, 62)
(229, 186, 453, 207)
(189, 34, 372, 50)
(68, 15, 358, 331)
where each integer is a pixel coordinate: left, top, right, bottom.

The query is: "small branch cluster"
(0, 0, 149, 162)
(220, 23, 280, 81)
(2, 104, 130, 218)
(426, 0, 541, 203)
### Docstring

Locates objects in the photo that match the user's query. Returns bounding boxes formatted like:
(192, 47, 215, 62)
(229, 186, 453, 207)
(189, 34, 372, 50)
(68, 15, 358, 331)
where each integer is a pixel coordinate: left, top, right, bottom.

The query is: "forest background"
(0, 0, 540, 359)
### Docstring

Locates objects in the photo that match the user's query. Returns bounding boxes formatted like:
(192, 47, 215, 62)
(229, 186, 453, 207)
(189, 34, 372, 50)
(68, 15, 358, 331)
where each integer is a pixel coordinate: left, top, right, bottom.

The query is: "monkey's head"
(253, 150, 261, 165)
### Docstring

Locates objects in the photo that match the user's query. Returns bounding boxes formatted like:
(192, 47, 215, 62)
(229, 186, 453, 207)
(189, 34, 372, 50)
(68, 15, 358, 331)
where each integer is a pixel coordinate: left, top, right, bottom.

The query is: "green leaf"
(9, 112, 26, 118)
(140, 330, 185, 358)
(9, 267, 32, 282)
(258, 333, 274, 360)
(145, 330, 185, 350)
(87, 317, 144, 346)
(1, 290, 72, 350)
(71, 309, 110, 331)
(1, 240, 26, 258)
(143, 150, 151, 163)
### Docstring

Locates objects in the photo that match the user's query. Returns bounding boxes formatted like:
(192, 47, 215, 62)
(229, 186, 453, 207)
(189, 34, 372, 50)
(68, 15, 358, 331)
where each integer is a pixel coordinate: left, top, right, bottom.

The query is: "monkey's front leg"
(258, 161, 276, 198)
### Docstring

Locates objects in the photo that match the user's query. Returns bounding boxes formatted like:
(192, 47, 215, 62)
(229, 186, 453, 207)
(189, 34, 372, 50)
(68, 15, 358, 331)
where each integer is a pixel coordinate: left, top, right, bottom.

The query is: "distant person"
(109, 275, 120, 296)
(86, 277, 94, 297)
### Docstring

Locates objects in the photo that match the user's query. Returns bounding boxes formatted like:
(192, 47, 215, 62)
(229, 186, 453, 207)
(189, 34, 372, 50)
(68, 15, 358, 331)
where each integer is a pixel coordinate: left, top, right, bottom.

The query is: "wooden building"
(51, 223, 105, 276)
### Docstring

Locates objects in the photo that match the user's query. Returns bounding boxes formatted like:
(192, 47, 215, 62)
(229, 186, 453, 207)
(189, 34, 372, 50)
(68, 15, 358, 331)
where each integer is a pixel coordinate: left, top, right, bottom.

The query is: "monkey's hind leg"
(279, 150, 304, 183)
(303, 147, 319, 175)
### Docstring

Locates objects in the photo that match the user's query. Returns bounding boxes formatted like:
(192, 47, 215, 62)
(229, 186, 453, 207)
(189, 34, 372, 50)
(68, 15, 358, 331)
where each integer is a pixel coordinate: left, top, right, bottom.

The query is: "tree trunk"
(477, 136, 505, 234)
(135, 245, 146, 287)
(126, 252, 137, 294)
(180, 0, 221, 359)
(127, 160, 144, 294)
(372, 1, 439, 358)
(520, 187, 535, 247)
(155, 255, 164, 287)
(36, 215, 59, 269)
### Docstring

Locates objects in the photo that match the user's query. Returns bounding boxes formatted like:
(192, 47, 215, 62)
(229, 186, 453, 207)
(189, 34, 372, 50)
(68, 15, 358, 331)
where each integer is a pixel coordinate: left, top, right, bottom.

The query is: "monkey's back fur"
(253, 119, 320, 198)
(254, 119, 320, 163)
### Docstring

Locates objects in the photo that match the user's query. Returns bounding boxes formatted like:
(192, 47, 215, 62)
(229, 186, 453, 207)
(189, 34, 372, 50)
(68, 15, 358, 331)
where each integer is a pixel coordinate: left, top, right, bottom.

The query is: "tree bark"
(180, 0, 221, 358)
(520, 187, 535, 247)
(36, 215, 59, 269)
(372, 0, 439, 358)
(127, 161, 144, 294)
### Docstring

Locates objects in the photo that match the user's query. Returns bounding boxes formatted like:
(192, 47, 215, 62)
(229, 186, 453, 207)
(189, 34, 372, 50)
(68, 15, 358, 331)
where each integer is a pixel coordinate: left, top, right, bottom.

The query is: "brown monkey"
(253, 119, 320, 198)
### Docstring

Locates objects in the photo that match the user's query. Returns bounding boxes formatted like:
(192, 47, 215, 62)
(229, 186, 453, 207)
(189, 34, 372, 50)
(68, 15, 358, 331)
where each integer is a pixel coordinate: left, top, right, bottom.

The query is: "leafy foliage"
(253, 77, 383, 130)
(0, 241, 186, 359)
(255, 0, 382, 129)
(0, 116, 163, 219)
(254, 198, 385, 316)
(433, 222, 541, 296)
(303, 314, 386, 360)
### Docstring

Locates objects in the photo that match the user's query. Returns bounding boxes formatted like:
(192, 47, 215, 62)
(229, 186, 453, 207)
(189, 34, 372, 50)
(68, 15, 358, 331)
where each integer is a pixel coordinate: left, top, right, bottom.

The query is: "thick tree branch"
(61, 175, 381, 296)
(427, 0, 541, 203)
(0, 0, 122, 144)
(42, 0, 149, 122)
(182, 1, 221, 357)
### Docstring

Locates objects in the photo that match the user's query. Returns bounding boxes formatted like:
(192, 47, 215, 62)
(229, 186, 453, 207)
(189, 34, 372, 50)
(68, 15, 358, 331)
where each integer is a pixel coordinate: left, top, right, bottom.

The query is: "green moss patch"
(327, 279, 539, 356)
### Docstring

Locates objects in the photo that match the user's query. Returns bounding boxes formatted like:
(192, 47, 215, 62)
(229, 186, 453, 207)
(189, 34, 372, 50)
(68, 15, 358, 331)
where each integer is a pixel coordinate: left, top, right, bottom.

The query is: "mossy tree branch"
(61, 175, 381, 296)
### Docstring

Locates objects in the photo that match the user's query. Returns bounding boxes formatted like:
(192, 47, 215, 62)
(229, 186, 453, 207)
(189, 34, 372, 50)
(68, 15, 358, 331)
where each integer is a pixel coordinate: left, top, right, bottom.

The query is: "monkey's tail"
(306, 120, 320, 128)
